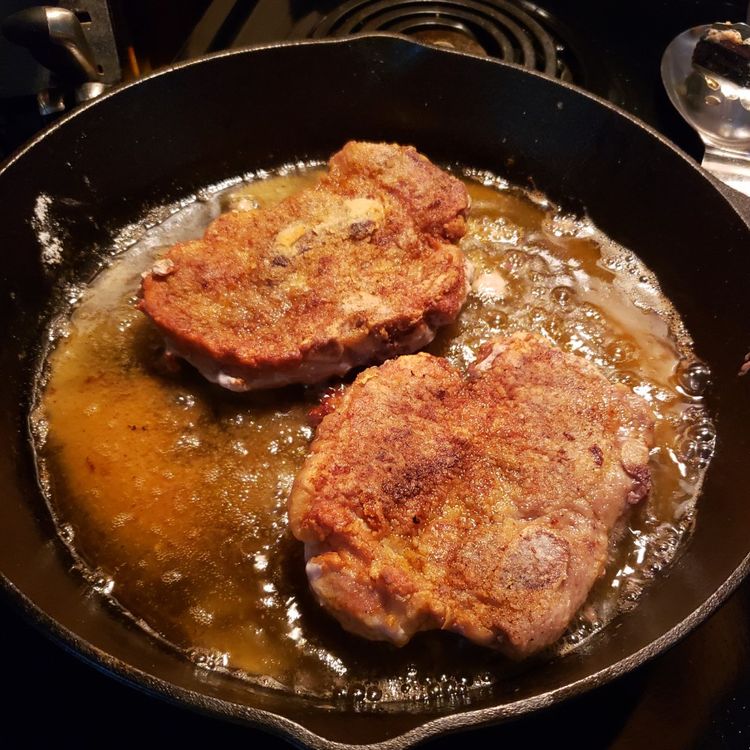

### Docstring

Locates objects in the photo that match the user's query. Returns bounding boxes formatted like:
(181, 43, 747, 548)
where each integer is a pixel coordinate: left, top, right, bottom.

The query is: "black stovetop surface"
(176, 0, 747, 160)
(3, 1, 750, 747)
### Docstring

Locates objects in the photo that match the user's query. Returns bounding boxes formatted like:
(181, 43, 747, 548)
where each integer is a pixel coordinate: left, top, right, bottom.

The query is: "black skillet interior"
(1, 36, 749, 749)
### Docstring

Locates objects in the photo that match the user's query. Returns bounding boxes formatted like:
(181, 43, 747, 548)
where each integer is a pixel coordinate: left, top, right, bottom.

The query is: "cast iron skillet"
(1, 35, 750, 749)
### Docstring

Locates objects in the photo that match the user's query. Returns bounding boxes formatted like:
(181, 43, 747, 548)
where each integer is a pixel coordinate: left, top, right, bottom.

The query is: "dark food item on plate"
(289, 332, 655, 658)
(139, 141, 471, 391)
(692, 22, 750, 87)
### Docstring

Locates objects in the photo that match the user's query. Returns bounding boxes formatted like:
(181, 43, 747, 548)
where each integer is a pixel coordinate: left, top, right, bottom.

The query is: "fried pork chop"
(288, 332, 654, 658)
(139, 142, 470, 391)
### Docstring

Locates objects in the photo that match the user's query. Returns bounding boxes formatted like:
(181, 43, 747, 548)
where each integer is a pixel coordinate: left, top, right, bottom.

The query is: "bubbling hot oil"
(32, 164, 714, 707)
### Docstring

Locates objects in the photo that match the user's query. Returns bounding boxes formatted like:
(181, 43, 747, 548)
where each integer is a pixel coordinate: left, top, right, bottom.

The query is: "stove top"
(294, 1, 578, 80)
(3, 1, 750, 748)
(173, 0, 748, 160)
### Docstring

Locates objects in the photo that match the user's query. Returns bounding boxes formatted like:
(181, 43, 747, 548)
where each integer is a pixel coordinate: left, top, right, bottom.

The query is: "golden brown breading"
(139, 142, 470, 391)
(288, 332, 654, 658)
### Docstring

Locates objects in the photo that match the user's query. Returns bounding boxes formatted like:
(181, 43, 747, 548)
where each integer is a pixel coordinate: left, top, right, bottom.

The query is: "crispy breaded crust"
(139, 142, 470, 390)
(288, 332, 655, 658)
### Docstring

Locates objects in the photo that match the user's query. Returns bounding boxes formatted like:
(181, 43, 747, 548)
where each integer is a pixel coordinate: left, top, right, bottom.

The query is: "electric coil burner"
(176, 0, 632, 110)
(290, 0, 617, 98)
(301, 0, 568, 76)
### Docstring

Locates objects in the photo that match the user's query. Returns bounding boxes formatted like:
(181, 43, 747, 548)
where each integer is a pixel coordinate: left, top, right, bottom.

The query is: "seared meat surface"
(139, 142, 470, 391)
(289, 332, 654, 658)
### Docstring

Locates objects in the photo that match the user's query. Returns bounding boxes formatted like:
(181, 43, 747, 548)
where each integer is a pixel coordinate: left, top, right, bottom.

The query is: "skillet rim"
(2, 33, 750, 750)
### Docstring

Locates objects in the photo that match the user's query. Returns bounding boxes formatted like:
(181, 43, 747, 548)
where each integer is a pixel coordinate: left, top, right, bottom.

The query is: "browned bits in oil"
(33, 165, 712, 702)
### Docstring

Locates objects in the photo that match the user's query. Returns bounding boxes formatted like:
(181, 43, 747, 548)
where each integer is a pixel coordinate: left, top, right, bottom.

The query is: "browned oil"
(32, 164, 714, 707)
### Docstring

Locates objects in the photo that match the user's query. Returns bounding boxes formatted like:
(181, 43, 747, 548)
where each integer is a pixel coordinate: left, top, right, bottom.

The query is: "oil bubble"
(59, 523, 75, 544)
(348, 684, 366, 702)
(187, 648, 228, 670)
(527, 255, 550, 274)
(91, 570, 115, 595)
(175, 393, 196, 409)
(443, 679, 457, 696)
(682, 405, 708, 422)
(697, 443, 715, 464)
(605, 339, 638, 364)
(687, 424, 716, 443)
(679, 438, 698, 461)
(679, 361, 711, 396)
(551, 285, 575, 307)
(501, 249, 528, 275)
(614, 370, 639, 388)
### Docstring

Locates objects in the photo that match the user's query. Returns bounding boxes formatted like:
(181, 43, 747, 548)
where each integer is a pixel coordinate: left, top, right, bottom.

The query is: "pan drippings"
(31, 164, 714, 706)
